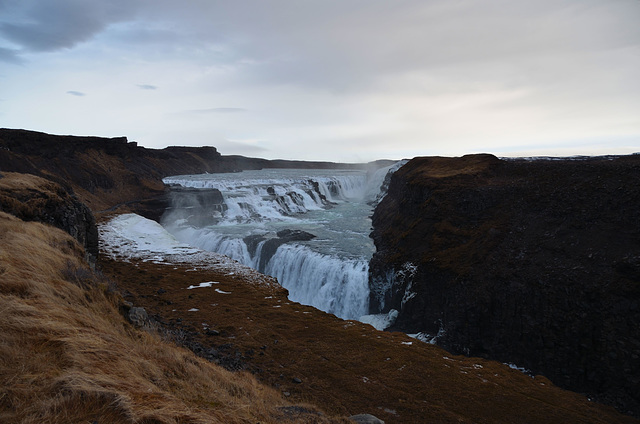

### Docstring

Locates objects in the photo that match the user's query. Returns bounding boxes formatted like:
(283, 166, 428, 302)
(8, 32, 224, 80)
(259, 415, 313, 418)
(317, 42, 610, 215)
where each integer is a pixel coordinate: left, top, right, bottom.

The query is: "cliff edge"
(0, 128, 388, 218)
(0, 128, 226, 214)
(369, 154, 640, 416)
(0, 171, 98, 266)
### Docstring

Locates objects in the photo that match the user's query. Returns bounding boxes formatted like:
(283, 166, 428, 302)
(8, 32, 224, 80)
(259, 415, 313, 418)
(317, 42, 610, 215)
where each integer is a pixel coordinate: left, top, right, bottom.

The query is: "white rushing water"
(162, 164, 402, 320)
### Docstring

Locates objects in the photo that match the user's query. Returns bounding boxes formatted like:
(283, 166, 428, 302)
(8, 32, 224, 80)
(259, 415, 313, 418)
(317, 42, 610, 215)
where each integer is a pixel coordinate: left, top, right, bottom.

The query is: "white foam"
(359, 309, 399, 331)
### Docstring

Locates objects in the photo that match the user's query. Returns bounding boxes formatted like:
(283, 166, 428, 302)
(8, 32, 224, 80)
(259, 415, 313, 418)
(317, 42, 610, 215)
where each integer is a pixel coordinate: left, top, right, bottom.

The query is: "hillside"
(369, 154, 640, 417)
(0, 174, 348, 423)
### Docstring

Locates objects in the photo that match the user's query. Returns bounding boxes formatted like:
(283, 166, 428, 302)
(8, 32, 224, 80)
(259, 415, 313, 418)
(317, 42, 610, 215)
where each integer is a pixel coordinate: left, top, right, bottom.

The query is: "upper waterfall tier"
(163, 167, 396, 224)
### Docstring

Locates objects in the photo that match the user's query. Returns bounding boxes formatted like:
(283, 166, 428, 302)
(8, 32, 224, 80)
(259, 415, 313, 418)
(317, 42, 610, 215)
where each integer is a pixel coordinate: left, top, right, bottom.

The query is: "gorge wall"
(0, 128, 383, 218)
(369, 154, 640, 416)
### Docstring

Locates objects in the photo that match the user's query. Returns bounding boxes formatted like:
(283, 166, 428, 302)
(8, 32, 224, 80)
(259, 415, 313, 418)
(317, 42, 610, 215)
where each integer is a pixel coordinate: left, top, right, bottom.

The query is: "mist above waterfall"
(161, 164, 401, 320)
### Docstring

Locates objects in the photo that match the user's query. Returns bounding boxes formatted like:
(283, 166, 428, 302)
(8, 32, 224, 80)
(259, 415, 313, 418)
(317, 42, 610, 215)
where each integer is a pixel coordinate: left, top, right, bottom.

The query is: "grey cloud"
(66, 91, 85, 96)
(137, 84, 157, 90)
(158, 0, 640, 93)
(0, 0, 137, 52)
(0, 46, 22, 63)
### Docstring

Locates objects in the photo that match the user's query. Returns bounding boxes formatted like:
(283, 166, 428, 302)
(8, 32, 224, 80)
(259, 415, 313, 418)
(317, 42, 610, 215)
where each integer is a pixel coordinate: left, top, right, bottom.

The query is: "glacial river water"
(161, 165, 400, 320)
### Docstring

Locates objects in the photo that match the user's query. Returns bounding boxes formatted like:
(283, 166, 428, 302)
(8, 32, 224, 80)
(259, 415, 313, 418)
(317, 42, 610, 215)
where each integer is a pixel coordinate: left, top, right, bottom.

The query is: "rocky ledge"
(369, 153, 640, 417)
(0, 171, 98, 266)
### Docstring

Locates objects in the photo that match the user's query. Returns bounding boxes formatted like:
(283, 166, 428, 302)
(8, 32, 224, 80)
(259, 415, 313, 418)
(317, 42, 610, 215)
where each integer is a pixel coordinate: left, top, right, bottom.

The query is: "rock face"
(349, 414, 385, 424)
(243, 229, 316, 272)
(0, 172, 99, 266)
(369, 154, 640, 417)
(0, 129, 226, 212)
(0, 128, 390, 215)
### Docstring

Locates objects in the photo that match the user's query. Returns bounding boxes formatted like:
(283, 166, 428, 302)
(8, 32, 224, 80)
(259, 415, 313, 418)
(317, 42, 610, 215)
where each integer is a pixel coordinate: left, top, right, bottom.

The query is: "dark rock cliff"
(0, 129, 229, 213)
(0, 129, 390, 218)
(0, 172, 98, 266)
(369, 154, 640, 417)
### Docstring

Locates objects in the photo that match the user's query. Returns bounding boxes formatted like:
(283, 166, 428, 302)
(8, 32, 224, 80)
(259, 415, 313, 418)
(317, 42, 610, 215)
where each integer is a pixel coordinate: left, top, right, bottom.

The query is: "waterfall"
(162, 165, 404, 321)
(265, 244, 370, 319)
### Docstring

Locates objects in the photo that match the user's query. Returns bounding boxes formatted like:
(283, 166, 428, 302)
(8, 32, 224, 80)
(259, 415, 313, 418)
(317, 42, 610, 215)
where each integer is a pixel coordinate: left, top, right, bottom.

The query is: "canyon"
(1, 128, 638, 423)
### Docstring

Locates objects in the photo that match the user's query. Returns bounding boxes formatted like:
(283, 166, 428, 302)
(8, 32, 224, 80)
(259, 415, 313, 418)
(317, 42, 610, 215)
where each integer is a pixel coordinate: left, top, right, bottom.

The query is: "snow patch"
(187, 281, 219, 290)
(98, 213, 280, 289)
(505, 362, 533, 376)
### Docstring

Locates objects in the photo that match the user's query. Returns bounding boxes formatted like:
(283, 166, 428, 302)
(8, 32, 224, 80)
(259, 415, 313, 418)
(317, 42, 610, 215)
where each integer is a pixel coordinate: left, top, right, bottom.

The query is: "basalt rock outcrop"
(0, 172, 98, 266)
(162, 186, 227, 227)
(244, 229, 317, 272)
(369, 154, 640, 417)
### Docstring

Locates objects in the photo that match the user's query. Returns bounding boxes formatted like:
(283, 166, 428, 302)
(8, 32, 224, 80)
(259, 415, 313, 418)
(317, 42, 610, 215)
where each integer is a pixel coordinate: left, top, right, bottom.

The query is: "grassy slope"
(0, 179, 347, 423)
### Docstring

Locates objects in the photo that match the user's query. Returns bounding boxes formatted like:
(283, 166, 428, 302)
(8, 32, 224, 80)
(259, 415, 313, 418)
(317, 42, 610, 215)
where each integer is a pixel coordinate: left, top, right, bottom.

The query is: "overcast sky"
(1, 0, 639, 161)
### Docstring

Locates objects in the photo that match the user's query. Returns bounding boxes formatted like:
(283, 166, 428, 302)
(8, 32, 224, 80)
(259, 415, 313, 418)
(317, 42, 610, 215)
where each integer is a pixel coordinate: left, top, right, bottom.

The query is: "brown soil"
(99, 254, 638, 424)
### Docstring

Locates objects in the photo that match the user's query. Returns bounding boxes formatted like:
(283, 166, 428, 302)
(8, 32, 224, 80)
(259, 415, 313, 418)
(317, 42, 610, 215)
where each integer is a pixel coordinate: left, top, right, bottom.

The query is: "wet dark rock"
(255, 230, 317, 272)
(274, 191, 308, 215)
(244, 234, 267, 257)
(161, 186, 227, 226)
(276, 229, 316, 241)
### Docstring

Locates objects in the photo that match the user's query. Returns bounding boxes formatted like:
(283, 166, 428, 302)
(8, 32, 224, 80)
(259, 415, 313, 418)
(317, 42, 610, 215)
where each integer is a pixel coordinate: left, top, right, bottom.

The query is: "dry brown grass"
(402, 154, 500, 180)
(0, 172, 70, 221)
(0, 212, 346, 424)
(103, 253, 640, 424)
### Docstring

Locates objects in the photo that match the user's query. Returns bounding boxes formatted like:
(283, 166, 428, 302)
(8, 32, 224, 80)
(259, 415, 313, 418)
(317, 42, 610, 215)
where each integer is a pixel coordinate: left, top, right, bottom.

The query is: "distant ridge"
(0, 128, 393, 214)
